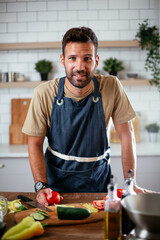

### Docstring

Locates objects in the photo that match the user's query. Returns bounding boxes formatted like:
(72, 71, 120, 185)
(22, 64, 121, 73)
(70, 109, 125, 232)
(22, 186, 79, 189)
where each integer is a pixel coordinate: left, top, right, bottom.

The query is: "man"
(23, 27, 149, 207)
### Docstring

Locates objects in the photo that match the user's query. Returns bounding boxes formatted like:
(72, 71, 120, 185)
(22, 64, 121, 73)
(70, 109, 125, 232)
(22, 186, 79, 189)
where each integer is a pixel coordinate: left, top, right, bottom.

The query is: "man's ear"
(95, 54, 99, 69)
(60, 54, 65, 67)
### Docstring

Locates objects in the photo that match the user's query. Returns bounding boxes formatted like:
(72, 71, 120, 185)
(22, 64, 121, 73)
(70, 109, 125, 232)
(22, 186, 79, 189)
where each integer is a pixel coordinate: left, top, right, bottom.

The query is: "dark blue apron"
(45, 76, 111, 192)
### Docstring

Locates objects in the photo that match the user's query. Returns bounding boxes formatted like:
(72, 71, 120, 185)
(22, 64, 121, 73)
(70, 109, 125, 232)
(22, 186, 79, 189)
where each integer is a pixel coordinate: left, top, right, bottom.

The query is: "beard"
(65, 69, 94, 89)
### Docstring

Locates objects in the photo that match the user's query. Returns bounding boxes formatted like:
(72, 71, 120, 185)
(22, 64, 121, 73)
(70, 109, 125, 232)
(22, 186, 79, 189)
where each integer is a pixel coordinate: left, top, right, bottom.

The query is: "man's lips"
(73, 73, 87, 78)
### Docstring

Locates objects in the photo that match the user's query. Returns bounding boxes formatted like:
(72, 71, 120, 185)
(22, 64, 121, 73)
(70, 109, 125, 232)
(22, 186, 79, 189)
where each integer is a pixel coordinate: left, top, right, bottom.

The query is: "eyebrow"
(67, 54, 93, 57)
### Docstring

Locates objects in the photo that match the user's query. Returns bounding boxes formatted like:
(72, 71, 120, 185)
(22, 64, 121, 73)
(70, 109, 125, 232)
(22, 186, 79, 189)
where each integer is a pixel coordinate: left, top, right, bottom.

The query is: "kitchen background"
(0, 0, 160, 144)
(0, 0, 160, 191)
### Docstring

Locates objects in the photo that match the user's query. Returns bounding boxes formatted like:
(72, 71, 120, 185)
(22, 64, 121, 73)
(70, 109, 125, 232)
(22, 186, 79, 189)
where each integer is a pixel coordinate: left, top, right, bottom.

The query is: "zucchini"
(57, 206, 90, 220)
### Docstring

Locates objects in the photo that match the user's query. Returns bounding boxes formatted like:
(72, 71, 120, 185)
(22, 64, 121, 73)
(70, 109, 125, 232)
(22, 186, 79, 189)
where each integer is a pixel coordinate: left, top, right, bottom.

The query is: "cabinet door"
(0, 158, 34, 192)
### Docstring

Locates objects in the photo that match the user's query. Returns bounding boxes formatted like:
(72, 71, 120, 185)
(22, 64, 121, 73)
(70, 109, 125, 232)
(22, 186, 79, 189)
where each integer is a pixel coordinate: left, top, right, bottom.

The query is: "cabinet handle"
(0, 164, 5, 168)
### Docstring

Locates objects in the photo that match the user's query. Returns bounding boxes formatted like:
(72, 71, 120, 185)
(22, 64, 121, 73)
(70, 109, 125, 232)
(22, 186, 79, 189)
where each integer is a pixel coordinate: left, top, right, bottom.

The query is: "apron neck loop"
(57, 77, 65, 101)
(57, 76, 99, 100)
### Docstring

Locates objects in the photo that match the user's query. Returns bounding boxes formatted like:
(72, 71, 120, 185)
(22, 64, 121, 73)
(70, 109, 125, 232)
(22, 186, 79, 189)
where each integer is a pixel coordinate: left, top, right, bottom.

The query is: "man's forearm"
(115, 121, 137, 183)
(28, 135, 47, 183)
(121, 132, 137, 182)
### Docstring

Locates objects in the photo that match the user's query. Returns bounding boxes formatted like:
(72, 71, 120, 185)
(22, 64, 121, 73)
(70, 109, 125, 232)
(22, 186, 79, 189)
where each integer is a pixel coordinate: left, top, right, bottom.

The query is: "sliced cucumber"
(57, 206, 90, 220)
(30, 212, 45, 221)
(36, 209, 48, 217)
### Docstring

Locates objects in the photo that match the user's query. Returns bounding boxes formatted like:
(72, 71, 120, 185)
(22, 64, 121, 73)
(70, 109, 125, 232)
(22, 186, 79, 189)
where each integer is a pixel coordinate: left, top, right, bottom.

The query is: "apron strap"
(93, 76, 99, 98)
(57, 77, 65, 101)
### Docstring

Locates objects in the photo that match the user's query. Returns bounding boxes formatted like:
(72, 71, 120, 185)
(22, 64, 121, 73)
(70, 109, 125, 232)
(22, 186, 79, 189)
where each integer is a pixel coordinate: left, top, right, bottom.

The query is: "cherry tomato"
(45, 191, 63, 205)
(117, 188, 124, 198)
(93, 200, 104, 210)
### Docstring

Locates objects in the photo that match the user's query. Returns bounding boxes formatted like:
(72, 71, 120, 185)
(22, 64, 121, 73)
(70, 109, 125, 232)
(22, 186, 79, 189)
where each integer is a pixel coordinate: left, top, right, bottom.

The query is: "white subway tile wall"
(0, 0, 160, 144)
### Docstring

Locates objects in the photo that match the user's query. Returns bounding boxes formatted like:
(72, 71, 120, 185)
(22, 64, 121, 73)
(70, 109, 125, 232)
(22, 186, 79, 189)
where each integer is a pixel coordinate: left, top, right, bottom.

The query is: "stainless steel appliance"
(121, 193, 160, 240)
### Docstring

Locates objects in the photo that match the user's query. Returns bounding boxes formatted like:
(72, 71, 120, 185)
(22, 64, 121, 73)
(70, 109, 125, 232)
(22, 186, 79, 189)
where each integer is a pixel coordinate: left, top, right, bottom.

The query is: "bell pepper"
(2, 216, 44, 240)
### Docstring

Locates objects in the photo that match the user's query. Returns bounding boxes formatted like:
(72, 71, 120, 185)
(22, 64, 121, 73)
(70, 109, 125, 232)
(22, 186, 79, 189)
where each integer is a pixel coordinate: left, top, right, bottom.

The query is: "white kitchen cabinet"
(0, 157, 34, 192)
(0, 142, 160, 192)
(110, 155, 160, 192)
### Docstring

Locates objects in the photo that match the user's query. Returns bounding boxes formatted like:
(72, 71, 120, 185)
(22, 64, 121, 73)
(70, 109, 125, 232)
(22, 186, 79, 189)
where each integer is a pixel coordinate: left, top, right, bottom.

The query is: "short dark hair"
(62, 27, 98, 56)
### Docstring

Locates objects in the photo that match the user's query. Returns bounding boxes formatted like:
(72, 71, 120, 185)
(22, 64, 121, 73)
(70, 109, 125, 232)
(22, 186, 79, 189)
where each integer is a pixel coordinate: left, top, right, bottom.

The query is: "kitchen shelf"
(0, 40, 139, 50)
(0, 79, 150, 89)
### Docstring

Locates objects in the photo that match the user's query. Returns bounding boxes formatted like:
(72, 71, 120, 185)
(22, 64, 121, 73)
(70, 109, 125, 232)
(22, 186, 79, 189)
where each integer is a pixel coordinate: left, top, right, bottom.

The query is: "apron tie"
(48, 145, 110, 163)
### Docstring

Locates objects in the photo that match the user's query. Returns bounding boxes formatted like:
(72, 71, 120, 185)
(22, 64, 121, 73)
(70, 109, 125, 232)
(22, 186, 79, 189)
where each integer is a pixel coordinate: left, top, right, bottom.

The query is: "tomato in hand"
(45, 191, 63, 205)
(93, 200, 104, 210)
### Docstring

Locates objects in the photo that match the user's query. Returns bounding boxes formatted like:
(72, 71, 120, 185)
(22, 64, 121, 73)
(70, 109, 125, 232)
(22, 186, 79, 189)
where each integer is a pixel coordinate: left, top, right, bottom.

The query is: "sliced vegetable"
(19, 205, 28, 211)
(30, 213, 45, 221)
(93, 200, 104, 210)
(7, 199, 27, 213)
(103, 196, 108, 200)
(57, 206, 90, 220)
(10, 200, 22, 212)
(36, 209, 48, 217)
(45, 191, 63, 205)
(1, 216, 44, 240)
(82, 203, 98, 213)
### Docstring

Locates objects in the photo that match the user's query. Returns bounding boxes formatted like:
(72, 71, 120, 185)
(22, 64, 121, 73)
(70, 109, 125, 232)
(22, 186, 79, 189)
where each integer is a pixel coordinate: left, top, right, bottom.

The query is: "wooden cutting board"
(15, 203, 104, 226)
(9, 98, 31, 144)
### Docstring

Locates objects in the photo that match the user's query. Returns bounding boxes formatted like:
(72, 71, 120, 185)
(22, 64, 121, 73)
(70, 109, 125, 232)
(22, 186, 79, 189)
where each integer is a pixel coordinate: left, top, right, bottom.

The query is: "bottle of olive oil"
(104, 175, 121, 240)
(121, 169, 136, 236)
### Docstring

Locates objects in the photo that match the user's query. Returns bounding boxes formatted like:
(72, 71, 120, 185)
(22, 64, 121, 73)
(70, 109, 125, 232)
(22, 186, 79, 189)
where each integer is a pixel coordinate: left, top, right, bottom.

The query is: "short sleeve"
(22, 88, 49, 136)
(112, 78, 136, 125)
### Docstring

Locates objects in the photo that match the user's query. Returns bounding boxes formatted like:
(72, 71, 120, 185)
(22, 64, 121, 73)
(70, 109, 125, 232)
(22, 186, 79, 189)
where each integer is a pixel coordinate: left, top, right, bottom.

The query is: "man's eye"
(84, 57, 91, 61)
(69, 57, 75, 60)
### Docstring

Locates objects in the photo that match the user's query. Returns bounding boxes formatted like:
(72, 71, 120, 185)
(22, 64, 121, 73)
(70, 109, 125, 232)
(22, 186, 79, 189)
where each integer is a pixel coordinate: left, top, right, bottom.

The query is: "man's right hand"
(36, 188, 53, 206)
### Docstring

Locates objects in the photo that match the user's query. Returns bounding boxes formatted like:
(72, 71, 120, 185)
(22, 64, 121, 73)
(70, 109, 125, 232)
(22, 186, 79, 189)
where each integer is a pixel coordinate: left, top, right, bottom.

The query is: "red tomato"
(102, 189, 124, 200)
(103, 195, 108, 200)
(45, 191, 63, 205)
(93, 200, 104, 210)
(117, 188, 124, 198)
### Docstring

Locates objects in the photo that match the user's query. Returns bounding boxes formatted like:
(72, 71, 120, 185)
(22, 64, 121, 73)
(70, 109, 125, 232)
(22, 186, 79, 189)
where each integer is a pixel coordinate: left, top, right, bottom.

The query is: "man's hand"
(36, 188, 53, 206)
(134, 184, 158, 194)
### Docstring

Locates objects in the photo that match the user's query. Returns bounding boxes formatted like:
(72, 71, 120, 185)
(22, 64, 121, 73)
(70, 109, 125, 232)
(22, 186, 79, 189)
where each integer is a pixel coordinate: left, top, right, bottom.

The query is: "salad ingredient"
(92, 200, 104, 210)
(30, 213, 45, 221)
(45, 191, 63, 205)
(82, 203, 98, 213)
(1, 216, 44, 240)
(57, 206, 90, 220)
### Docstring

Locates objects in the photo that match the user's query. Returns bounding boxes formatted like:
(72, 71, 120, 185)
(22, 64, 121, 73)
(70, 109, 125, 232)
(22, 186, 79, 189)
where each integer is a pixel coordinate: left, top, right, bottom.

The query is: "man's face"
(60, 42, 99, 88)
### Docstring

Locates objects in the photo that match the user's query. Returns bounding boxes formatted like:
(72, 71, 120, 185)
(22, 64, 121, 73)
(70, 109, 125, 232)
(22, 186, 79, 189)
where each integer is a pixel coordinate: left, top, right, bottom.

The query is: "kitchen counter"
(0, 192, 115, 240)
(0, 142, 160, 158)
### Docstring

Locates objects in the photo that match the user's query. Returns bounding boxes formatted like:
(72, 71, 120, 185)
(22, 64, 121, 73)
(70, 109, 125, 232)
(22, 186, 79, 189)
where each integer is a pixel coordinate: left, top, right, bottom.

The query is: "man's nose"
(75, 59, 85, 71)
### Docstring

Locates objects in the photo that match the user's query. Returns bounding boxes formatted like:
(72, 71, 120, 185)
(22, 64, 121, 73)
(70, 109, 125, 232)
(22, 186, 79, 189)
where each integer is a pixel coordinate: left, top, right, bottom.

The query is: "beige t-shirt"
(22, 75, 136, 137)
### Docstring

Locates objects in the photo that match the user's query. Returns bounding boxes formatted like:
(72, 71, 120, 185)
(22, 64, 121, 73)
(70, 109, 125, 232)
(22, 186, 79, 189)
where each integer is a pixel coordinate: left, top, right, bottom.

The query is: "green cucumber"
(30, 212, 45, 221)
(36, 209, 48, 217)
(57, 206, 90, 220)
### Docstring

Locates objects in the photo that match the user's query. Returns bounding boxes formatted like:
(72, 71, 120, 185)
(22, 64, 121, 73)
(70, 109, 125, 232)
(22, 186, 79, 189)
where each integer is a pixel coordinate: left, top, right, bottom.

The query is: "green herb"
(135, 19, 160, 91)
(103, 57, 124, 76)
(35, 59, 53, 73)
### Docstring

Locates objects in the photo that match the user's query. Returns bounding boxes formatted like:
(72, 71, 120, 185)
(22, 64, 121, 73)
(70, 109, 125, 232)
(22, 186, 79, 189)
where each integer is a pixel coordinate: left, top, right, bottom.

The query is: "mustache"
(72, 70, 88, 75)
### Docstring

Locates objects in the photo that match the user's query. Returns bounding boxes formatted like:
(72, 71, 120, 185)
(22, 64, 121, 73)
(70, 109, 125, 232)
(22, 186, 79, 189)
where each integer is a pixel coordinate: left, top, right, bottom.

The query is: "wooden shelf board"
(0, 40, 139, 50)
(0, 79, 150, 88)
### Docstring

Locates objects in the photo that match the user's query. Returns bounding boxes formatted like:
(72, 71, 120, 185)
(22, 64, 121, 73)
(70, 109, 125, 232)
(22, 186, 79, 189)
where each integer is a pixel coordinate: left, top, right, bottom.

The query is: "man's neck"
(65, 77, 93, 96)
